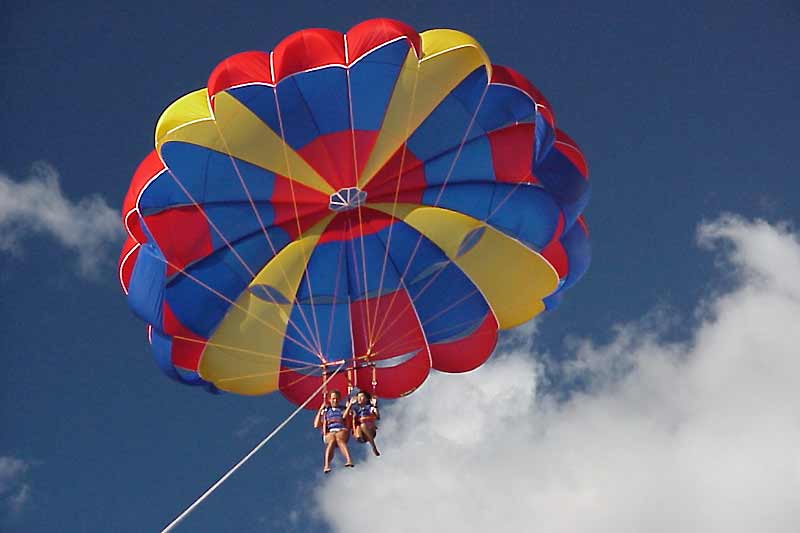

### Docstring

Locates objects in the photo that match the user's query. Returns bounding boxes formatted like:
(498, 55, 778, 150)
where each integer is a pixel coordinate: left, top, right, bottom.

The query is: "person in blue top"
(313, 389, 354, 473)
(351, 391, 380, 457)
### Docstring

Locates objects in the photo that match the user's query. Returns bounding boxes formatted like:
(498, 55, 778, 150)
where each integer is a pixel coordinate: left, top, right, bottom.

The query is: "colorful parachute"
(118, 18, 591, 407)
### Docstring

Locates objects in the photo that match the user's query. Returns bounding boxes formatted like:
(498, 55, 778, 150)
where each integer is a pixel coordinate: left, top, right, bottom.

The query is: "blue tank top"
(352, 403, 375, 422)
(323, 405, 346, 430)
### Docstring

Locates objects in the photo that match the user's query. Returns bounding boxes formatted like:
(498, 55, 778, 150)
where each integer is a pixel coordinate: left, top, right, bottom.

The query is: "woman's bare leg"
(334, 431, 354, 466)
(323, 433, 336, 472)
(354, 425, 366, 442)
(360, 423, 380, 456)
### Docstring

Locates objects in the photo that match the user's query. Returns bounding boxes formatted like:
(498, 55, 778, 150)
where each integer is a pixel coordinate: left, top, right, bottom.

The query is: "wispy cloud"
(0, 162, 123, 276)
(0, 457, 32, 516)
(235, 416, 267, 439)
(314, 215, 800, 533)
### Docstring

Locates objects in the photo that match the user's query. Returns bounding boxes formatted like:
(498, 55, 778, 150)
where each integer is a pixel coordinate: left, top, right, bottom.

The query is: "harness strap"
(346, 367, 354, 396)
(321, 366, 329, 435)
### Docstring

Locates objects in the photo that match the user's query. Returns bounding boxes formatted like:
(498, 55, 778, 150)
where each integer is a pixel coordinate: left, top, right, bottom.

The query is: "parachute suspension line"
(159, 362, 344, 533)
(214, 364, 322, 384)
(271, 60, 325, 360)
(354, 203, 373, 349)
(172, 335, 319, 367)
(159, 165, 321, 358)
(344, 34, 360, 195)
(368, 257, 485, 353)
(346, 367, 354, 396)
(324, 238, 347, 359)
(374, 161, 538, 352)
(371, 82, 490, 345)
(429, 84, 489, 207)
(279, 364, 329, 399)
(374, 288, 482, 356)
(211, 120, 327, 362)
(484, 177, 536, 222)
(342, 35, 377, 356)
(368, 229, 433, 347)
(473, 97, 559, 225)
(148, 251, 320, 357)
(368, 62, 421, 352)
(345, 219, 372, 365)
(342, 46, 373, 403)
(321, 365, 329, 401)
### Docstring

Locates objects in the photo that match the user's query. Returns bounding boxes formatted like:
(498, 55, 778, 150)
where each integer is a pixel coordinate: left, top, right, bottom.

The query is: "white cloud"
(0, 162, 123, 276)
(313, 215, 800, 533)
(0, 457, 32, 515)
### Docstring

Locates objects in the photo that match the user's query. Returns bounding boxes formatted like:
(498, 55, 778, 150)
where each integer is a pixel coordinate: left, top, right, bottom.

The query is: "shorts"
(323, 427, 348, 441)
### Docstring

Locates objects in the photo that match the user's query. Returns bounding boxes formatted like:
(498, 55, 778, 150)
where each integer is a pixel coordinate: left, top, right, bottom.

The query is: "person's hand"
(370, 397, 377, 407)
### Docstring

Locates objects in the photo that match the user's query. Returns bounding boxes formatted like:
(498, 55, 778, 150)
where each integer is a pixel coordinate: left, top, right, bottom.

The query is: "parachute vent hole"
(329, 187, 367, 212)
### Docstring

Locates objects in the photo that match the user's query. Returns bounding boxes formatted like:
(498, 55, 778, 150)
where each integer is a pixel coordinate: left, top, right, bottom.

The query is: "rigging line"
(172, 336, 319, 367)
(159, 362, 344, 533)
(211, 117, 327, 361)
(280, 362, 328, 391)
(375, 289, 483, 356)
(214, 363, 321, 384)
(271, 76, 325, 359)
(485, 180, 537, 223)
(371, 253, 461, 348)
(266, 54, 359, 362)
(160, 165, 321, 356)
(362, 114, 542, 199)
(368, 226, 433, 346)
(343, 39, 377, 352)
(429, 84, 490, 207)
(354, 204, 374, 349)
(380, 315, 490, 359)
(377, 287, 481, 353)
(370, 82, 490, 344)
(366, 62, 421, 349)
(371, 177, 546, 347)
(380, 182, 559, 348)
(345, 218, 372, 360)
(370, 239, 481, 349)
(344, 35, 360, 195)
(325, 236, 347, 359)
(150, 252, 321, 358)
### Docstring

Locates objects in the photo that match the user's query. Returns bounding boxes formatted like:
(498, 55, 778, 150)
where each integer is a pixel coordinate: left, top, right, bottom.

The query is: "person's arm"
(313, 406, 324, 429)
(372, 397, 380, 420)
(342, 396, 354, 418)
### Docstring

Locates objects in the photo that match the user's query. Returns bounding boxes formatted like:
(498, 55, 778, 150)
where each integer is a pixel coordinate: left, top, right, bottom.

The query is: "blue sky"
(2, 2, 799, 532)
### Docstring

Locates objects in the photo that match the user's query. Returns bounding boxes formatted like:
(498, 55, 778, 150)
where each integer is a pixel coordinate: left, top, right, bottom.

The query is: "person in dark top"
(313, 390, 354, 473)
(351, 391, 380, 457)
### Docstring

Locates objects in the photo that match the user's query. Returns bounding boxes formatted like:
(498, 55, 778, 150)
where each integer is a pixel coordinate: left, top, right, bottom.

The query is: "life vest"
(322, 405, 347, 431)
(351, 403, 377, 425)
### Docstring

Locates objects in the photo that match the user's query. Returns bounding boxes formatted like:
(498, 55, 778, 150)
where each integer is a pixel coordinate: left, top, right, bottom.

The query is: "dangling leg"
(360, 423, 380, 456)
(323, 433, 336, 473)
(335, 430, 354, 467)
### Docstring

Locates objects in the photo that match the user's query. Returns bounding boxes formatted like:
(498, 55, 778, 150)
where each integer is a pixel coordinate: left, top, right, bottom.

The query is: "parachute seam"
(118, 242, 141, 294)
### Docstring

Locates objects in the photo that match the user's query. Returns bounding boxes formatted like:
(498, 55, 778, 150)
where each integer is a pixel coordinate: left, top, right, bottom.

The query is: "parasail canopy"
(118, 18, 591, 408)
